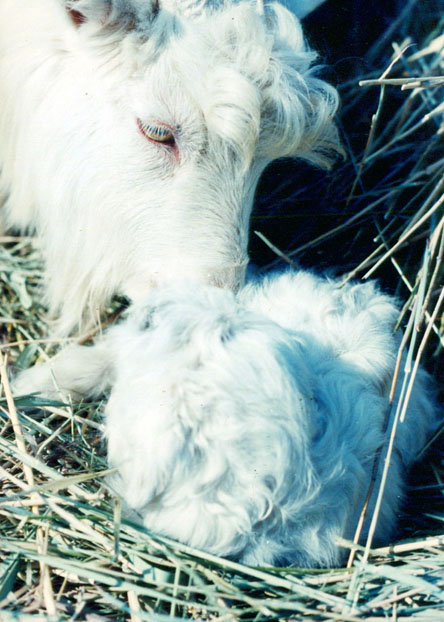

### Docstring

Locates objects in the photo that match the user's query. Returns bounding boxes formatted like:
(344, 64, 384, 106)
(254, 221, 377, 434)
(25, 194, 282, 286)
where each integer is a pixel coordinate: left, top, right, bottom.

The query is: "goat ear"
(65, 0, 160, 29)
(67, 8, 85, 26)
(65, 0, 110, 27)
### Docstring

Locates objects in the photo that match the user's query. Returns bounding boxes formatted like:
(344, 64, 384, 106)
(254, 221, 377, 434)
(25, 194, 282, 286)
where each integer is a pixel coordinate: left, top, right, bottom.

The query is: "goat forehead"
(131, 8, 280, 158)
(134, 59, 203, 133)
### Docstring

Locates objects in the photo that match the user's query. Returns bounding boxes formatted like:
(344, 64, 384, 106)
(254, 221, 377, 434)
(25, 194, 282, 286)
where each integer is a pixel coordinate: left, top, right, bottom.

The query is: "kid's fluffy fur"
(14, 270, 438, 567)
(0, 0, 340, 335)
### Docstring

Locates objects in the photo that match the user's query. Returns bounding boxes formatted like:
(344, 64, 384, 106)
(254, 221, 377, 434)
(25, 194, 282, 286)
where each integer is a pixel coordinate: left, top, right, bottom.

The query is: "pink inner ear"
(68, 8, 85, 26)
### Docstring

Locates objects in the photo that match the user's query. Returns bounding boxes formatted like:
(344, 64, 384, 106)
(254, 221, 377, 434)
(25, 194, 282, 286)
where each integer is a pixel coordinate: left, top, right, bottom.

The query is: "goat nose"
(207, 261, 248, 292)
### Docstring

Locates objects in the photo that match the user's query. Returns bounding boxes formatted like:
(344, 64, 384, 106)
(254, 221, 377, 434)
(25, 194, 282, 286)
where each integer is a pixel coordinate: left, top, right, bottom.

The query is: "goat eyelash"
(137, 119, 176, 146)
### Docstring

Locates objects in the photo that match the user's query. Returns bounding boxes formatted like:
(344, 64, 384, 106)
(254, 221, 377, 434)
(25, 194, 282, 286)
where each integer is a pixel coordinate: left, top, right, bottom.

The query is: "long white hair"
(0, 0, 341, 335)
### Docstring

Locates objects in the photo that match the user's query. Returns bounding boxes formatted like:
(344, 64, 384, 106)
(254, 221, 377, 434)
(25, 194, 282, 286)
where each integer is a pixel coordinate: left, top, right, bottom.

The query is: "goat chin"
(13, 268, 439, 568)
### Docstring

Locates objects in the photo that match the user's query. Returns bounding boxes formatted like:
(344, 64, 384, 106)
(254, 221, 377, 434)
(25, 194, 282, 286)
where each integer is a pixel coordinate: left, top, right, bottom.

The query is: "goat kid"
(13, 269, 438, 567)
(0, 0, 340, 335)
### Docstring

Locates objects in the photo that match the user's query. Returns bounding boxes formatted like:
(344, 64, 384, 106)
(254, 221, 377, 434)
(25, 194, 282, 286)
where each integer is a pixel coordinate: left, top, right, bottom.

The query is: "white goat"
(13, 269, 438, 567)
(0, 0, 339, 336)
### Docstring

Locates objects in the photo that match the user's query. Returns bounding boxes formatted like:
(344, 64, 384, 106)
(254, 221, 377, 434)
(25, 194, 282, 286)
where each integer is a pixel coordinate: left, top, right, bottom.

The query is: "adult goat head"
(0, 0, 340, 334)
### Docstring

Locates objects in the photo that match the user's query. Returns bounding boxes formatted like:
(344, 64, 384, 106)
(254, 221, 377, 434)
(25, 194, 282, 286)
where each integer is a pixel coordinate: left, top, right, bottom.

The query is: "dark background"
(250, 0, 441, 276)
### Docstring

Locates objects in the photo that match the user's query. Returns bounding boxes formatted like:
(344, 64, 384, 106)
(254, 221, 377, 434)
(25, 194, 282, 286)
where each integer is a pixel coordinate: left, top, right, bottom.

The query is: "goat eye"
(137, 119, 176, 147)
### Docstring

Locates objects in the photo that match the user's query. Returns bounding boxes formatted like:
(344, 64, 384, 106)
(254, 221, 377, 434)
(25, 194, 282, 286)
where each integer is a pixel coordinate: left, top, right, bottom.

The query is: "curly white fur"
(0, 0, 340, 335)
(14, 269, 438, 567)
